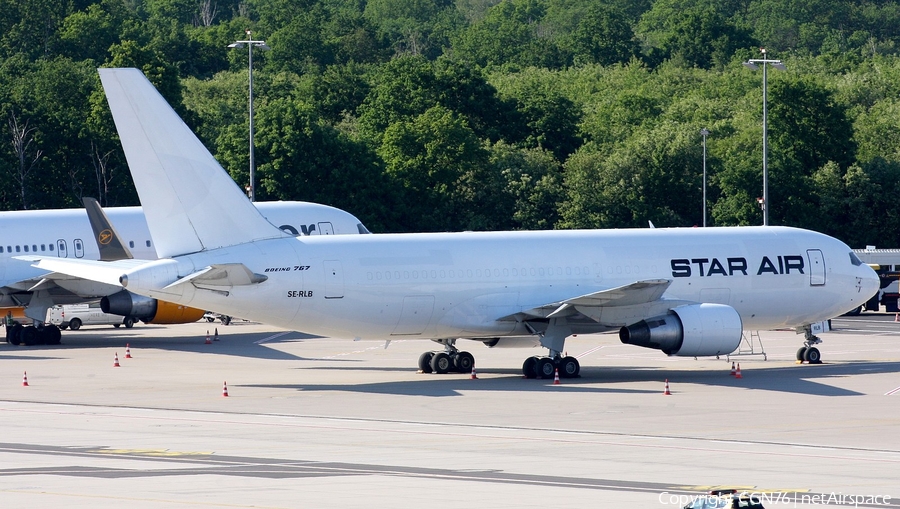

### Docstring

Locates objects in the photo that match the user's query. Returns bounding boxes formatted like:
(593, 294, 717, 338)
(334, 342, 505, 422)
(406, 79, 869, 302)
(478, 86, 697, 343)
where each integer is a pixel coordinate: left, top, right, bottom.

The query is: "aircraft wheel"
(536, 357, 556, 379)
(796, 347, 808, 362)
(7, 324, 22, 345)
(221, 316, 231, 325)
(124, 317, 134, 328)
(417, 352, 434, 373)
(431, 352, 452, 374)
(45, 325, 62, 345)
(522, 357, 538, 378)
(21, 326, 37, 346)
(804, 347, 822, 364)
(454, 351, 475, 373)
(559, 356, 580, 378)
(69, 318, 82, 331)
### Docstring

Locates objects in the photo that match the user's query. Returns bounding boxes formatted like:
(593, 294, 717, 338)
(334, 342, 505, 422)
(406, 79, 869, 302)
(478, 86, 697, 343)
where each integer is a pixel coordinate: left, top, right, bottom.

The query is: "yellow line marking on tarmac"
(90, 448, 213, 457)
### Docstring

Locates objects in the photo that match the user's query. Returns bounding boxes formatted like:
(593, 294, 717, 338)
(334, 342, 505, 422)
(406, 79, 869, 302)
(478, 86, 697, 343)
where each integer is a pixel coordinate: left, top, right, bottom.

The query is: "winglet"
(98, 68, 288, 258)
(83, 197, 133, 261)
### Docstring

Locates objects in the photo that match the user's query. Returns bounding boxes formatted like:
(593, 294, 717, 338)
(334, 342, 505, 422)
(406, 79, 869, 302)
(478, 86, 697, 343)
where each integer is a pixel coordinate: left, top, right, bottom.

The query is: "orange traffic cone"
(125, 344, 132, 359)
(205, 331, 211, 344)
(113, 352, 120, 367)
(22, 371, 29, 387)
(664, 379, 671, 395)
(735, 363, 743, 379)
(895, 313, 899, 322)
(214, 328, 219, 341)
(222, 381, 229, 397)
(553, 368, 561, 385)
(730, 362, 736, 376)
(470, 366, 478, 380)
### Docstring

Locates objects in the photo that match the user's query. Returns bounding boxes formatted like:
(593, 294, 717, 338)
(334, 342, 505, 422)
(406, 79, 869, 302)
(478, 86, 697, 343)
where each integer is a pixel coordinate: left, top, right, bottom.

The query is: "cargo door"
(392, 296, 435, 336)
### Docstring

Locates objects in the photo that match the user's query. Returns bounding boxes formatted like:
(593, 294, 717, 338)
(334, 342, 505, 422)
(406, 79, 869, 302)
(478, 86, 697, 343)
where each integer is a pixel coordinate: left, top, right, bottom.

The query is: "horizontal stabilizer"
(17, 256, 147, 288)
(164, 264, 268, 290)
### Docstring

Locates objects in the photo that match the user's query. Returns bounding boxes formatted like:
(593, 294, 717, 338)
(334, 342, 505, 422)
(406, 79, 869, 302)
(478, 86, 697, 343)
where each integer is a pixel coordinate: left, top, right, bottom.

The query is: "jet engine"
(619, 303, 742, 357)
(101, 290, 205, 324)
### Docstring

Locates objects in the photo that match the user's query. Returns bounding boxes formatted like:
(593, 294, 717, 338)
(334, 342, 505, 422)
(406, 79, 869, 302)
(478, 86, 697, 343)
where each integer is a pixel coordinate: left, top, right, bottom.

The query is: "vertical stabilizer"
(83, 197, 133, 261)
(98, 68, 287, 258)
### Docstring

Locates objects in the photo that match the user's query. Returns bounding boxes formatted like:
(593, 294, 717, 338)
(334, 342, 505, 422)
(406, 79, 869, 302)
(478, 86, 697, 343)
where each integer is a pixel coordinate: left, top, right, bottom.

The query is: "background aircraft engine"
(102, 290, 157, 318)
(618, 303, 743, 357)
(101, 290, 205, 324)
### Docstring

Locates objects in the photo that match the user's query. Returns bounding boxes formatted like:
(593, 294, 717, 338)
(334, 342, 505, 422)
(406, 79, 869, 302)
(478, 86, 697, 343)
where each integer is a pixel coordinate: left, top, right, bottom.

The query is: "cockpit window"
(849, 252, 863, 266)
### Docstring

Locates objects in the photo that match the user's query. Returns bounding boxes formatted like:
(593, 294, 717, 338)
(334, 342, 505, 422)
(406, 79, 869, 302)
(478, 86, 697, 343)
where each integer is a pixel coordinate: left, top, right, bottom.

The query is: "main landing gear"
(5, 322, 62, 346)
(796, 326, 823, 364)
(418, 339, 475, 374)
(522, 354, 580, 379)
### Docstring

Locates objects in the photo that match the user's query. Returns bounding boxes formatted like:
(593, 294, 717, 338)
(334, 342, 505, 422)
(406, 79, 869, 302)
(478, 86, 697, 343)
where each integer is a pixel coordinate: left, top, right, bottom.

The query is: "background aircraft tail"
(98, 68, 288, 258)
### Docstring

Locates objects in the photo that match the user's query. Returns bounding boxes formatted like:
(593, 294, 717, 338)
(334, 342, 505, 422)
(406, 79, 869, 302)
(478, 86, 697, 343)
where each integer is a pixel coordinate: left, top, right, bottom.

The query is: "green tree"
(378, 105, 498, 231)
(637, 0, 754, 68)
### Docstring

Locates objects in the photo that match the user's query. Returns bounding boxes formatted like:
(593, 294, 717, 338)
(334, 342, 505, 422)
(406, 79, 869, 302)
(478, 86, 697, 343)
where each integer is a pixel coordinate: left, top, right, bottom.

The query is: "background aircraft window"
(49, 244, 54, 251)
(41, 244, 45, 251)
(24, 245, 29, 252)
(32, 245, 36, 251)
(146, 240, 151, 247)
(15, 246, 20, 252)
(0, 246, 3, 253)
(6, 246, 10, 252)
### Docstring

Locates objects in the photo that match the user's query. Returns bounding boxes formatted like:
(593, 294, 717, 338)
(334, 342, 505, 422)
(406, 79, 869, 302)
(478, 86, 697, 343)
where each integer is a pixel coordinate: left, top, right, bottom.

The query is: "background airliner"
(24, 68, 880, 378)
(2, 200, 368, 345)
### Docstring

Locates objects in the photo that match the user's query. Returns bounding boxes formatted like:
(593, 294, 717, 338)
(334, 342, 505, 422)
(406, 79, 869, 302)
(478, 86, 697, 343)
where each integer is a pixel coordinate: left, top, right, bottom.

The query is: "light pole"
(742, 48, 786, 226)
(228, 30, 270, 202)
(700, 128, 709, 227)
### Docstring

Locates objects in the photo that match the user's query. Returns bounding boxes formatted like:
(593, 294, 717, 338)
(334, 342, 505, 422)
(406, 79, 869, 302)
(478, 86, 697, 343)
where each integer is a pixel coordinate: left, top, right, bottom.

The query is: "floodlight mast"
(228, 30, 270, 202)
(742, 48, 786, 226)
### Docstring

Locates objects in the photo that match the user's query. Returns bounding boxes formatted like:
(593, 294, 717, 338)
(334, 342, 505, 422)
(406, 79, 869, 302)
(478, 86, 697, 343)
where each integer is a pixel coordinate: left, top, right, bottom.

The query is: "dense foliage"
(3, 0, 900, 247)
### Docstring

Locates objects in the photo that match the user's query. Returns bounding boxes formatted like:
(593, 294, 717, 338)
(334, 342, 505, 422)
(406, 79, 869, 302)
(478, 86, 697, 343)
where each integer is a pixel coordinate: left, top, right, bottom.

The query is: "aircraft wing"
(509, 279, 672, 320)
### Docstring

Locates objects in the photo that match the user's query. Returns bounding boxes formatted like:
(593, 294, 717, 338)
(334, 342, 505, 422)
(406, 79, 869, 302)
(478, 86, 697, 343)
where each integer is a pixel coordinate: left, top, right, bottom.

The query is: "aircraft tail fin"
(98, 68, 288, 258)
(83, 197, 133, 261)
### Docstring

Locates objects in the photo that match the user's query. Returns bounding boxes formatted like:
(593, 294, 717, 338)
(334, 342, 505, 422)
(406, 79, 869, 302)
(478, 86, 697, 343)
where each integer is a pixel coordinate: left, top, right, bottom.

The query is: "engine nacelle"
(482, 337, 542, 348)
(101, 290, 205, 324)
(619, 303, 742, 357)
(102, 290, 157, 319)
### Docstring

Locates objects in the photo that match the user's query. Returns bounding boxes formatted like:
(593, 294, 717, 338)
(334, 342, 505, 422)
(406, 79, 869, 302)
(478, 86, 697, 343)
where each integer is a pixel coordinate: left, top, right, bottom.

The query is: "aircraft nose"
(861, 264, 880, 300)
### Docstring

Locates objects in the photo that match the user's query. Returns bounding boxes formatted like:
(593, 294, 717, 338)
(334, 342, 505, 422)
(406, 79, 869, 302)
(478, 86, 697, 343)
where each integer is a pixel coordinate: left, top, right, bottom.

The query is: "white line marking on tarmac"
(576, 345, 606, 359)
(885, 385, 900, 396)
(254, 332, 291, 344)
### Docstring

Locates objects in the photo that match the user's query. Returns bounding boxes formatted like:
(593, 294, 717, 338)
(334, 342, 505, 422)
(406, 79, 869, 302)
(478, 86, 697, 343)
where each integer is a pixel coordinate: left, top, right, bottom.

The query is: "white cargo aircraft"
(2, 198, 368, 345)
(21, 68, 880, 378)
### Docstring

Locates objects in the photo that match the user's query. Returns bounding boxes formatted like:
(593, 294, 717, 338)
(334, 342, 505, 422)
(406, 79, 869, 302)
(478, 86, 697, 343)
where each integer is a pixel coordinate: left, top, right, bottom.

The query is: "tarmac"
(1, 315, 899, 508)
